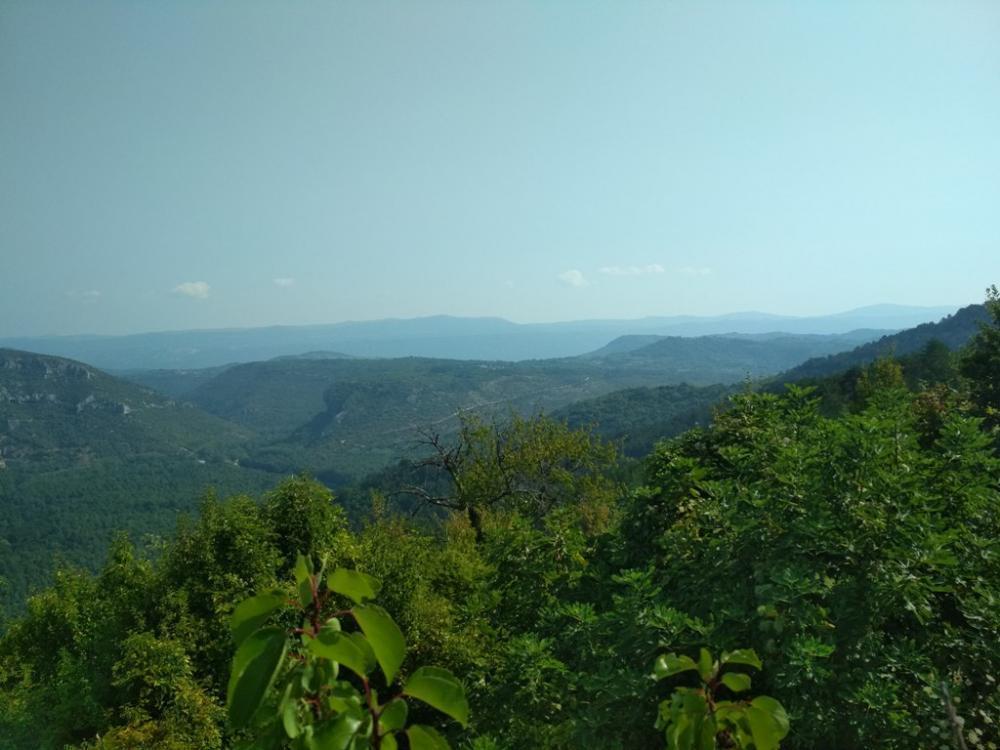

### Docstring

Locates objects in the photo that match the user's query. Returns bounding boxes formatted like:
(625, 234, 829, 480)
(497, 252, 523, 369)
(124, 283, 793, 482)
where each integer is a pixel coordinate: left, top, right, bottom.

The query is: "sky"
(1, 1, 998, 337)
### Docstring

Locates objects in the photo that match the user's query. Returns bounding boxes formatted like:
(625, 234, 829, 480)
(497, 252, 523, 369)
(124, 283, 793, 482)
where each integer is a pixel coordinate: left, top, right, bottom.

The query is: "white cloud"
(273, 277, 295, 288)
(678, 266, 713, 277)
(82, 289, 102, 299)
(172, 281, 211, 299)
(557, 269, 589, 288)
(599, 264, 665, 276)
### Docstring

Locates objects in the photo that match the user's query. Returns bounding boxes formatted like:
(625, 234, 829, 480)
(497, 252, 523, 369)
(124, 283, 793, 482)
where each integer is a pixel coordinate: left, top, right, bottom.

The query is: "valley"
(0, 308, 985, 617)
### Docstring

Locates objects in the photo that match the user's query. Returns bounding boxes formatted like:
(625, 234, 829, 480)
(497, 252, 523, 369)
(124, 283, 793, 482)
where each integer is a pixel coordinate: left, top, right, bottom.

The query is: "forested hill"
(582, 329, 886, 359)
(0, 349, 276, 612)
(0, 348, 252, 466)
(178, 330, 886, 480)
(778, 303, 988, 382)
(554, 382, 733, 456)
(581, 330, 887, 378)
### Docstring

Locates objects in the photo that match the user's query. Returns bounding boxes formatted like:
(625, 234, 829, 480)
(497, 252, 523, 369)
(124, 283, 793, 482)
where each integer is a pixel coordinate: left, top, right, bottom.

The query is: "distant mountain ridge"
(0, 304, 957, 369)
(582, 329, 888, 359)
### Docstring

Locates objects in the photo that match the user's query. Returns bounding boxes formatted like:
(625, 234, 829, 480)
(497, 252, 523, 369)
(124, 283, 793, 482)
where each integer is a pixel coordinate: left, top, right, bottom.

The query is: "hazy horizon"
(2, 1, 998, 337)
(0, 302, 969, 342)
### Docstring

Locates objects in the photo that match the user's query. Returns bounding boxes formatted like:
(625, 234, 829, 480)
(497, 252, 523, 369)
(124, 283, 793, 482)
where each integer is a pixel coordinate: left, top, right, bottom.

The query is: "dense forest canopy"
(0, 289, 997, 748)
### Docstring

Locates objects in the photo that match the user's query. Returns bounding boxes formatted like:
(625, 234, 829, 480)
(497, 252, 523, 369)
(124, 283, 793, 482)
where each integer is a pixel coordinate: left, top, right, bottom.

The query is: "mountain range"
(0, 304, 957, 369)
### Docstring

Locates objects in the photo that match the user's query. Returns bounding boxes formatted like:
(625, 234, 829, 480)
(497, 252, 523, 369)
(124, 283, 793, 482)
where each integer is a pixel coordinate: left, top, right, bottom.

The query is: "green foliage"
(226, 553, 468, 748)
(556, 383, 733, 457)
(653, 648, 789, 750)
(620, 382, 1000, 748)
(961, 285, 1000, 427)
(396, 412, 620, 539)
(2, 338, 1000, 750)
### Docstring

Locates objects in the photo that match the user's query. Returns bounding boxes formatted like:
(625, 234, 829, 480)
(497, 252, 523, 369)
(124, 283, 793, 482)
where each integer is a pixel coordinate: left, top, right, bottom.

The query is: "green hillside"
(778, 304, 988, 382)
(0, 349, 277, 614)
(555, 382, 734, 456)
(178, 331, 883, 480)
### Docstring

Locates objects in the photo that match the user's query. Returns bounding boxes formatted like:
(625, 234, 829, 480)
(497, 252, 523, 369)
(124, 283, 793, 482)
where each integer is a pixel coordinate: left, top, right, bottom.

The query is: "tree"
(396, 414, 619, 540)
(960, 284, 1000, 428)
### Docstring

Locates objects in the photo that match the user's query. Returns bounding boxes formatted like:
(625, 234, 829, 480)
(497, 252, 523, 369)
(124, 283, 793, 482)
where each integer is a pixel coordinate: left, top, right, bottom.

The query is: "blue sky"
(1, 0, 998, 336)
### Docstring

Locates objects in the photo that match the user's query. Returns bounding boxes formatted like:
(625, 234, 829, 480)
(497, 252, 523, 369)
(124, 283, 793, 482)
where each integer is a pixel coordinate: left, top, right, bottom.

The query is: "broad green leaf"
(653, 653, 699, 680)
(354, 604, 406, 683)
(295, 554, 314, 609)
(327, 568, 381, 604)
(306, 627, 375, 677)
(698, 717, 716, 750)
(379, 698, 409, 732)
(697, 647, 715, 682)
(721, 648, 762, 670)
(309, 712, 363, 750)
(282, 695, 301, 738)
(381, 733, 398, 750)
(407, 724, 451, 750)
(720, 672, 751, 693)
(227, 627, 288, 729)
(403, 666, 469, 726)
(746, 706, 783, 750)
(327, 681, 364, 714)
(751, 696, 790, 736)
(231, 591, 284, 647)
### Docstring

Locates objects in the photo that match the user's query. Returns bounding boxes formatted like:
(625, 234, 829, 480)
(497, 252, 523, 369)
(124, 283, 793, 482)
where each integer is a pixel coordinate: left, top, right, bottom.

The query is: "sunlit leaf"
(230, 591, 285, 647)
(354, 604, 405, 683)
(407, 724, 451, 750)
(404, 666, 469, 726)
(720, 672, 751, 693)
(306, 627, 375, 677)
(653, 653, 699, 680)
(327, 568, 381, 604)
(721, 648, 762, 670)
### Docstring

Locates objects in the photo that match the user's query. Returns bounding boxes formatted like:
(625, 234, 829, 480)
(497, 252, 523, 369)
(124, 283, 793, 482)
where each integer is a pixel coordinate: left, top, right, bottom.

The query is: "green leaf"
(720, 672, 751, 693)
(306, 627, 375, 677)
(227, 626, 288, 729)
(327, 568, 381, 604)
(353, 604, 406, 683)
(751, 696, 790, 736)
(697, 647, 715, 682)
(721, 648, 762, 670)
(379, 698, 409, 732)
(327, 681, 364, 714)
(230, 591, 285, 647)
(698, 716, 717, 750)
(746, 707, 783, 750)
(381, 734, 399, 750)
(653, 653, 699, 680)
(295, 554, 314, 609)
(309, 712, 363, 750)
(407, 724, 451, 750)
(403, 666, 469, 726)
(282, 695, 301, 738)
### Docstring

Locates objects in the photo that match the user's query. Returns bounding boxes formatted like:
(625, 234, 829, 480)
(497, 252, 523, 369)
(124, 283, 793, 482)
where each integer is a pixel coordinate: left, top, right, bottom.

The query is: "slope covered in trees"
(0, 292, 997, 749)
(778, 303, 988, 382)
(0, 349, 277, 613)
